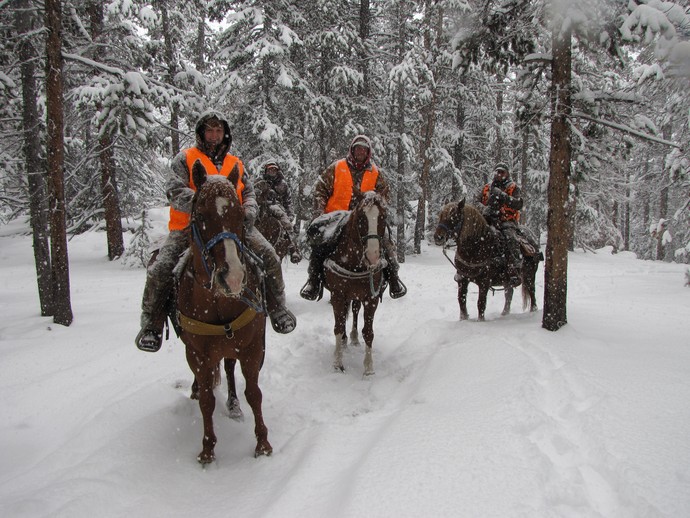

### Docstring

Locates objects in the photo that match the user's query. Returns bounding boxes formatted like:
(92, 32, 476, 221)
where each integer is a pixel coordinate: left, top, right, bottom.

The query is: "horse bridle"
(191, 221, 244, 282)
(190, 220, 265, 313)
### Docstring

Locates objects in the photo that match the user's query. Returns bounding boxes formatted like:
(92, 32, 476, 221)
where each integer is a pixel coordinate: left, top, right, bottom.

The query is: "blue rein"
(191, 222, 243, 280)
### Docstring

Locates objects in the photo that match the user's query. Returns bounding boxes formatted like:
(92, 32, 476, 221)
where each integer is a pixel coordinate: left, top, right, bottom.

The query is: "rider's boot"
(289, 244, 302, 264)
(300, 253, 324, 301)
(135, 278, 169, 352)
(386, 265, 407, 299)
(266, 290, 297, 334)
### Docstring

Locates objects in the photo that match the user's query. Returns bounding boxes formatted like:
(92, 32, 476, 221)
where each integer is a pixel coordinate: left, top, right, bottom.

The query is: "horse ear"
(458, 198, 465, 211)
(192, 160, 207, 189)
(227, 163, 240, 188)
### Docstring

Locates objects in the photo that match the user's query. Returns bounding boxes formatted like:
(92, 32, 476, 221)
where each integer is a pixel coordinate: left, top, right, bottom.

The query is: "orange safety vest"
(482, 181, 520, 222)
(168, 148, 245, 231)
(324, 159, 379, 213)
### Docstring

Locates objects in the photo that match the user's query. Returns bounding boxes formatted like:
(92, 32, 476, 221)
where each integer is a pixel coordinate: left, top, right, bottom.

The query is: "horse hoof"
(197, 452, 215, 465)
(501, 310, 510, 316)
(363, 369, 375, 377)
(333, 364, 345, 373)
(226, 403, 244, 422)
(255, 443, 273, 457)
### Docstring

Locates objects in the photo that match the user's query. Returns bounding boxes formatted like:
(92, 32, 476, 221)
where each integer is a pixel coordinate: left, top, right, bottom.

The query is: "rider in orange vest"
(135, 112, 296, 352)
(478, 162, 524, 287)
(300, 135, 407, 301)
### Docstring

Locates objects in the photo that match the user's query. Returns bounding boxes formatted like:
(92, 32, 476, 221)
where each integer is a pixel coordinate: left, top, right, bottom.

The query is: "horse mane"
(459, 203, 489, 241)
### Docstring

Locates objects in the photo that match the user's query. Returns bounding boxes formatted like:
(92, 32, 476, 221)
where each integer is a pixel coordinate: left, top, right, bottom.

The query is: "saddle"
(306, 210, 351, 247)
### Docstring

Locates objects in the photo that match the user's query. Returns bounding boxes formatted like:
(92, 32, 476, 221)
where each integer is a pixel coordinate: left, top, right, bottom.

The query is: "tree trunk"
(194, 0, 206, 72)
(396, 83, 406, 263)
(519, 122, 530, 227)
(657, 125, 671, 261)
(99, 134, 125, 259)
(359, 0, 370, 97)
(494, 87, 504, 162)
(17, 0, 54, 316)
(89, 1, 125, 260)
(414, 0, 439, 254)
(45, 0, 73, 326)
(452, 89, 465, 201)
(160, 0, 180, 155)
(543, 15, 572, 332)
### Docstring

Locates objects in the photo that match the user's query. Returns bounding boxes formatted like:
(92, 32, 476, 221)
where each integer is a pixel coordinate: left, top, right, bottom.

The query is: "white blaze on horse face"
(216, 196, 244, 295)
(364, 204, 381, 267)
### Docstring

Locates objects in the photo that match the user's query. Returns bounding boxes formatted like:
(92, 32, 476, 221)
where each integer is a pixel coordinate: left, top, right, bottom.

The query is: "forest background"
(0, 0, 689, 328)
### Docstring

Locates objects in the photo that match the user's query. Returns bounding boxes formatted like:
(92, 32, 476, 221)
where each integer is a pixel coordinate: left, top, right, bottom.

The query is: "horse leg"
(361, 299, 378, 376)
(240, 357, 272, 457)
(186, 348, 217, 464)
(332, 297, 349, 372)
(458, 279, 470, 320)
(502, 286, 514, 316)
(350, 300, 361, 346)
(477, 285, 488, 322)
(224, 358, 243, 421)
(524, 262, 539, 312)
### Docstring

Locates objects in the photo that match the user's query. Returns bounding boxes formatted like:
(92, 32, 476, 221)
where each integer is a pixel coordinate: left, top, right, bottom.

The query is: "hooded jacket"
(166, 111, 258, 231)
(312, 135, 388, 217)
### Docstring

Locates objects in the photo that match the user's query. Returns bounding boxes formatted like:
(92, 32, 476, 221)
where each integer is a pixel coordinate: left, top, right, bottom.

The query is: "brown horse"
(176, 161, 272, 464)
(255, 206, 291, 261)
(323, 192, 387, 375)
(433, 198, 542, 321)
(254, 179, 296, 262)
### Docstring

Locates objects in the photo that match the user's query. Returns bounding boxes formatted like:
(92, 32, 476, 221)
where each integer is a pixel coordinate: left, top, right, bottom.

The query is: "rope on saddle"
(324, 258, 388, 298)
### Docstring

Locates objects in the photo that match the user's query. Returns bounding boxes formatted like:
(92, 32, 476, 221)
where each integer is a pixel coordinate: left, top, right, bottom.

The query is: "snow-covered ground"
(1, 211, 689, 518)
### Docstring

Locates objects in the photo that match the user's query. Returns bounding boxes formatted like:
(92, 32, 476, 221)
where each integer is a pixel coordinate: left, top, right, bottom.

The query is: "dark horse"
(322, 192, 387, 375)
(176, 161, 271, 464)
(254, 179, 296, 262)
(433, 198, 542, 321)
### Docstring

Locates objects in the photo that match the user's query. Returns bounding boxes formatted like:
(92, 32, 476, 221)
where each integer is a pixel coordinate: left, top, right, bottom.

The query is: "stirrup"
(300, 280, 322, 301)
(269, 307, 297, 334)
(389, 279, 407, 299)
(136, 328, 163, 352)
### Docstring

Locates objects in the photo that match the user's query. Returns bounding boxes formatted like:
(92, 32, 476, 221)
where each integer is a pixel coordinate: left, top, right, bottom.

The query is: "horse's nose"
(217, 265, 244, 295)
(434, 233, 445, 246)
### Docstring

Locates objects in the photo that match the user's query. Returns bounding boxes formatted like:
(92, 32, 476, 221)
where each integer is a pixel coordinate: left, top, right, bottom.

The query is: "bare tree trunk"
(657, 125, 671, 261)
(396, 83, 406, 263)
(519, 122, 530, 226)
(543, 15, 572, 332)
(99, 134, 125, 259)
(17, 0, 54, 316)
(89, 1, 124, 260)
(194, 0, 206, 72)
(414, 0, 439, 254)
(359, 0, 370, 97)
(159, 0, 180, 155)
(452, 89, 465, 201)
(494, 87, 504, 162)
(45, 0, 73, 326)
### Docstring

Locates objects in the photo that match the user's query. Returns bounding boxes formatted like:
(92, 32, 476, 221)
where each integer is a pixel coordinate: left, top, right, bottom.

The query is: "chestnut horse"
(322, 192, 387, 375)
(433, 198, 542, 321)
(176, 161, 271, 464)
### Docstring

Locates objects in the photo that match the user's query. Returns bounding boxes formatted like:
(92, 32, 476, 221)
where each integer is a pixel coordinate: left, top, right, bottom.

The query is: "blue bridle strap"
(191, 223, 243, 281)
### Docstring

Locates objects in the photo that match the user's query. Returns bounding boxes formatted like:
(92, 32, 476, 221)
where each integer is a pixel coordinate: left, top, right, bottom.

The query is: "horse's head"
(351, 191, 386, 269)
(434, 198, 465, 246)
(190, 161, 246, 297)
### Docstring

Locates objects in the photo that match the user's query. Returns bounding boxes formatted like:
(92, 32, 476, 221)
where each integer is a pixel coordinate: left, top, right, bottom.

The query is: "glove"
(491, 187, 508, 204)
(243, 210, 256, 231)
